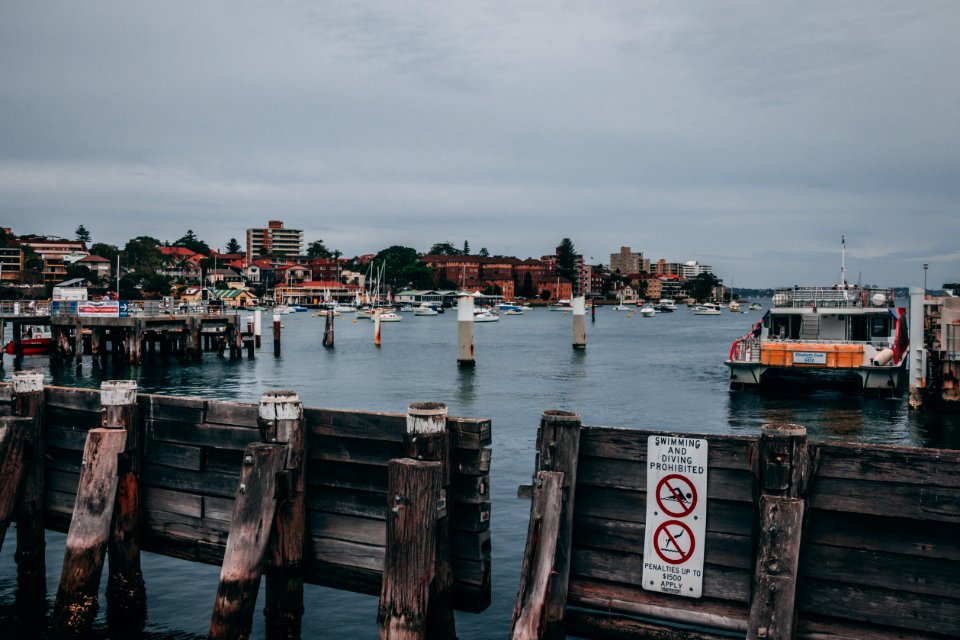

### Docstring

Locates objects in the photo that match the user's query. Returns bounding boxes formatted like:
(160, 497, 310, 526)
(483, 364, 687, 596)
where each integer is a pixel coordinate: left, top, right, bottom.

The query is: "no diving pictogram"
(655, 473, 698, 517)
(653, 520, 696, 565)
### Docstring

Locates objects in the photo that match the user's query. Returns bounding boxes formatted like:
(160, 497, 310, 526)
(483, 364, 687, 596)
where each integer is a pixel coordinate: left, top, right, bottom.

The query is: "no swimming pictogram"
(655, 473, 697, 517)
(653, 520, 696, 565)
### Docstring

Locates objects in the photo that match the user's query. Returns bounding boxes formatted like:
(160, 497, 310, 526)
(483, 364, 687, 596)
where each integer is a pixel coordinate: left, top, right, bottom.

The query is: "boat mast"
(839, 235, 847, 287)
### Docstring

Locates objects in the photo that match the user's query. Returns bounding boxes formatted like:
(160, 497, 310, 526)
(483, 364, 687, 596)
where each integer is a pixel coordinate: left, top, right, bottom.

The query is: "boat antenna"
(839, 235, 847, 287)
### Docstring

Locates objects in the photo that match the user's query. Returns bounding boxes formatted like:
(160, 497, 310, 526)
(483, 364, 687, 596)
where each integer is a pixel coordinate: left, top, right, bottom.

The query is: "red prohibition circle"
(653, 520, 696, 565)
(655, 474, 698, 517)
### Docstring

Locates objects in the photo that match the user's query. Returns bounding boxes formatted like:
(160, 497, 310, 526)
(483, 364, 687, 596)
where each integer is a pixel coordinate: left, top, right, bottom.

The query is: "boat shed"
(395, 289, 460, 306)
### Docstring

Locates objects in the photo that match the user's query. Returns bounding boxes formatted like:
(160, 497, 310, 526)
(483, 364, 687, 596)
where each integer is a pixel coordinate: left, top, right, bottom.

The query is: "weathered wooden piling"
(209, 443, 286, 640)
(406, 402, 456, 639)
(590, 300, 596, 323)
(0, 416, 32, 550)
(259, 391, 306, 640)
(13, 371, 46, 612)
(374, 310, 382, 347)
(102, 380, 147, 631)
(746, 424, 809, 640)
(323, 309, 335, 348)
(511, 471, 564, 640)
(49, 427, 128, 638)
(74, 317, 83, 367)
(378, 458, 443, 640)
(457, 294, 475, 368)
(273, 313, 281, 356)
(572, 297, 586, 350)
(514, 410, 581, 639)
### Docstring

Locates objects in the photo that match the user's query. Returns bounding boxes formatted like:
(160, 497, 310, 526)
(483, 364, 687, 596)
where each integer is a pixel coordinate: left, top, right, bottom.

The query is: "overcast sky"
(2, 1, 958, 287)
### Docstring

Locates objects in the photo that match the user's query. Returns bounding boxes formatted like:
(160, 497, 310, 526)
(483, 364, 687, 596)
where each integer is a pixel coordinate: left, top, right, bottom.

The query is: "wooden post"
(0, 416, 32, 551)
(91, 327, 101, 360)
(747, 424, 809, 640)
(591, 300, 596, 323)
(13, 322, 23, 360)
(406, 402, 456, 639)
(75, 317, 84, 367)
(209, 443, 286, 640)
(534, 410, 581, 639)
(49, 428, 128, 638)
(511, 471, 564, 639)
(101, 380, 147, 632)
(322, 309, 335, 348)
(273, 313, 281, 357)
(457, 294, 475, 368)
(259, 391, 306, 640)
(378, 459, 443, 640)
(572, 296, 586, 350)
(255, 309, 262, 348)
(13, 371, 46, 613)
(374, 310, 382, 347)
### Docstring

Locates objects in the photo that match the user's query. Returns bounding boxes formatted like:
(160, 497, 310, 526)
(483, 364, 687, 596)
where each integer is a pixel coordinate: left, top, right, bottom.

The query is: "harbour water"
(2, 305, 958, 638)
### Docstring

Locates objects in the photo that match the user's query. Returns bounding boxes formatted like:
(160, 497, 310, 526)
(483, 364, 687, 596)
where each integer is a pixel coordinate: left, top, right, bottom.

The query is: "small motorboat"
(473, 309, 500, 322)
(377, 311, 402, 322)
(413, 303, 439, 316)
(692, 303, 723, 316)
(4, 326, 53, 355)
(639, 305, 656, 317)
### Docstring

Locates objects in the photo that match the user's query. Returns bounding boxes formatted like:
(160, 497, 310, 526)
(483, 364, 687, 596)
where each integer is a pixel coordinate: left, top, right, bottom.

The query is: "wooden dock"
(0, 307, 252, 364)
(512, 411, 960, 640)
(0, 376, 491, 639)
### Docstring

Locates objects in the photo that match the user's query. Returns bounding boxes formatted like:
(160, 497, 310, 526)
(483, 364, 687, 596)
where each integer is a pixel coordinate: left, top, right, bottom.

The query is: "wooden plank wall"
(21, 384, 491, 613)
(568, 427, 758, 631)
(797, 442, 960, 639)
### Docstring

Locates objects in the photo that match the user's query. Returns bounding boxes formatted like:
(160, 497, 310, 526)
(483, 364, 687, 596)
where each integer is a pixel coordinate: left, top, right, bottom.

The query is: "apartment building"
(609, 246, 650, 276)
(246, 220, 303, 262)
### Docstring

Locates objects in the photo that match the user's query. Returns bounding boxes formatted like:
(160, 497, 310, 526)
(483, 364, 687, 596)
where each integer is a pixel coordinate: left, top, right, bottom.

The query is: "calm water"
(2, 306, 958, 638)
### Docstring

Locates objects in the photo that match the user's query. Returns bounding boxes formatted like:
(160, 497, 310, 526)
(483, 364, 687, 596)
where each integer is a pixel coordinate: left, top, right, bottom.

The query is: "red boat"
(4, 327, 52, 355)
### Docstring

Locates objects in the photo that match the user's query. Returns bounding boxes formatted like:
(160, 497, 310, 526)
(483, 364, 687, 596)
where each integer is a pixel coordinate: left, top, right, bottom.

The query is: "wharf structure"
(0, 378, 492, 639)
(0, 300, 248, 365)
(909, 287, 960, 408)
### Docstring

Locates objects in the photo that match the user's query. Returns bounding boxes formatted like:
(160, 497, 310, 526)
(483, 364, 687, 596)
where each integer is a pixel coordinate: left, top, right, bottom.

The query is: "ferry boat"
(726, 285, 909, 392)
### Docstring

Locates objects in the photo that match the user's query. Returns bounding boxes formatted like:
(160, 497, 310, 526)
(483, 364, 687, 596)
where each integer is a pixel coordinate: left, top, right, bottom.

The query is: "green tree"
(684, 272, 720, 302)
(374, 246, 434, 290)
(0, 228, 13, 248)
(306, 239, 333, 259)
(123, 236, 163, 275)
(89, 243, 119, 264)
(65, 263, 97, 284)
(141, 273, 172, 297)
(75, 225, 92, 244)
(173, 230, 210, 256)
(463, 240, 471, 255)
(556, 238, 578, 295)
(478, 247, 490, 257)
(225, 238, 242, 254)
(428, 242, 461, 256)
(519, 272, 536, 298)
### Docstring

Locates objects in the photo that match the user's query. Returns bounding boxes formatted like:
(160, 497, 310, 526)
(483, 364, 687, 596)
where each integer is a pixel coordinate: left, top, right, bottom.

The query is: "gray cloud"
(2, 1, 958, 287)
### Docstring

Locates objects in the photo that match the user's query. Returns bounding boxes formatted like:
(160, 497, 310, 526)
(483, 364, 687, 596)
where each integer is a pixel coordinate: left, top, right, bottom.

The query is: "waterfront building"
(76, 255, 112, 280)
(609, 246, 650, 277)
(651, 259, 684, 278)
(682, 260, 713, 278)
(273, 280, 360, 306)
(275, 263, 311, 286)
(246, 220, 303, 262)
(0, 247, 24, 282)
(17, 237, 88, 284)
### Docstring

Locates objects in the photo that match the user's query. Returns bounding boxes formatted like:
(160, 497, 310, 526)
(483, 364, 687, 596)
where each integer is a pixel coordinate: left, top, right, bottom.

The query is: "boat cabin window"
(849, 316, 868, 341)
(767, 315, 800, 340)
(870, 315, 890, 338)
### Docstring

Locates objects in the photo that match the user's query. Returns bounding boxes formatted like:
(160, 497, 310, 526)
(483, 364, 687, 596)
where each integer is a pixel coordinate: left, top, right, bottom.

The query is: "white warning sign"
(643, 435, 708, 598)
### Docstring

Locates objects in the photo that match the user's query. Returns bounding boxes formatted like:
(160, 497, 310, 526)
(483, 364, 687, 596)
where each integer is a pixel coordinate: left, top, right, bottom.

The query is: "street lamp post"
(923, 263, 928, 293)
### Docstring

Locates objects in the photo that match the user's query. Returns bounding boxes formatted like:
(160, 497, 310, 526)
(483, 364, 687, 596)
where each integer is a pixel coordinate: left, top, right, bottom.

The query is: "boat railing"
(772, 286, 895, 309)
(729, 336, 761, 362)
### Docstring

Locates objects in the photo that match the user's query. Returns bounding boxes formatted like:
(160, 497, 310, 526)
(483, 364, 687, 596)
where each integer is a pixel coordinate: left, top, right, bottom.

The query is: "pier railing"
(511, 414, 960, 640)
(0, 379, 491, 639)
